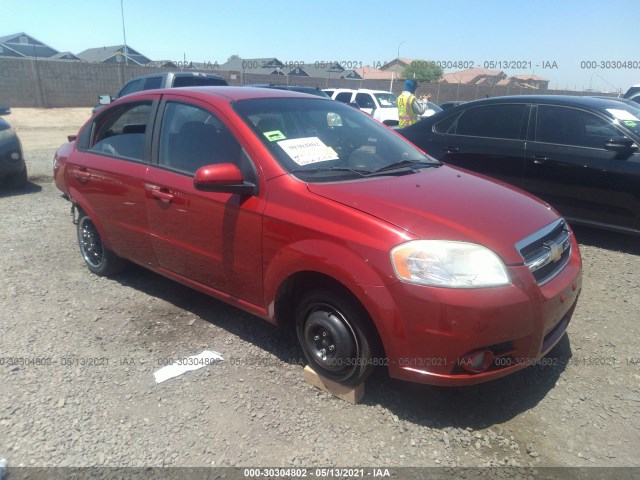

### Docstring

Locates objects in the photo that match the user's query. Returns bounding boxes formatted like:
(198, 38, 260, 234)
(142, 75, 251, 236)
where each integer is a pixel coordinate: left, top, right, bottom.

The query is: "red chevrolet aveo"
(54, 87, 582, 387)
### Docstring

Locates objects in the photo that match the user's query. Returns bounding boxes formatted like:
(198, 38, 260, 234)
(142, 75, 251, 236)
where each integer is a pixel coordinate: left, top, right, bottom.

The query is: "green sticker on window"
(624, 120, 637, 127)
(263, 130, 286, 141)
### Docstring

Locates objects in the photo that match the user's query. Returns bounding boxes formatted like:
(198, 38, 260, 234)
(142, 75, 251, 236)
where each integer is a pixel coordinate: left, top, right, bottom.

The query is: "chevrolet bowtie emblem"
(547, 242, 564, 262)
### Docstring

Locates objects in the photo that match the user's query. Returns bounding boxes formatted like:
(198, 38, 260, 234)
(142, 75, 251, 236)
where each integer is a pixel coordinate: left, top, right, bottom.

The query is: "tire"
(295, 287, 377, 386)
(4, 166, 27, 189)
(77, 211, 125, 276)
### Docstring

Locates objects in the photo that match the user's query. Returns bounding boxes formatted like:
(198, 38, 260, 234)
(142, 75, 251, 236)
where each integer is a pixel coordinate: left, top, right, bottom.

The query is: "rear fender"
(68, 188, 115, 251)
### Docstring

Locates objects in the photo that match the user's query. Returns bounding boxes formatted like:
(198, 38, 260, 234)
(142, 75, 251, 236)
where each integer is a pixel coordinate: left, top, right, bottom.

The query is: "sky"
(1, 0, 638, 93)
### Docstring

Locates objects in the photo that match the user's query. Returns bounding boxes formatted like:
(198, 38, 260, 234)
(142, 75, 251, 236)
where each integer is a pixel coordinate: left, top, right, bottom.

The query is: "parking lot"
(1, 108, 640, 470)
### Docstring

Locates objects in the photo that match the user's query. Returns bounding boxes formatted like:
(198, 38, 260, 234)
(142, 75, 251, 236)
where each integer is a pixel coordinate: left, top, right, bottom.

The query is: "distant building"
(354, 66, 395, 81)
(440, 68, 549, 90)
(440, 68, 507, 86)
(218, 57, 359, 79)
(0, 32, 60, 59)
(76, 45, 152, 66)
(508, 74, 549, 89)
(51, 51, 81, 61)
(379, 58, 414, 76)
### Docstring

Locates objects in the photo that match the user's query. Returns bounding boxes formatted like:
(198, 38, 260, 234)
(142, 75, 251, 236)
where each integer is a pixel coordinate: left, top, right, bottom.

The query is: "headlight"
(390, 240, 510, 288)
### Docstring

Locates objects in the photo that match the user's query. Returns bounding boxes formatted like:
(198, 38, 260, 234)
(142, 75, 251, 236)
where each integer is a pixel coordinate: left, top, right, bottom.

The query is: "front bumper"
(0, 138, 25, 179)
(367, 238, 582, 386)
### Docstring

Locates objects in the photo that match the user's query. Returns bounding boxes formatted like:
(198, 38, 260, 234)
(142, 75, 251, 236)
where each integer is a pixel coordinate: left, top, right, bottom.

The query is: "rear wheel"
(295, 287, 377, 386)
(77, 211, 124, 276)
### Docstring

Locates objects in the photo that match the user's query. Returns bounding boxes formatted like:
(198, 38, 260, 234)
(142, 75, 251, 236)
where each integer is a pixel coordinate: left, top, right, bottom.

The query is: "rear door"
(427, 103, 529, 186)
(67, 97, 158, 265)
(524, 104, 637, 229)
(144, 96, 266, 305)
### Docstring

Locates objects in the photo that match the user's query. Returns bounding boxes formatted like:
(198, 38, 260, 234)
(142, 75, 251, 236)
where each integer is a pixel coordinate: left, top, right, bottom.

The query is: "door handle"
(150, 188, 174, 204)
(531, 155, 549, 164)
(444, 146, 460, 153)
(75, 168, 90, 181)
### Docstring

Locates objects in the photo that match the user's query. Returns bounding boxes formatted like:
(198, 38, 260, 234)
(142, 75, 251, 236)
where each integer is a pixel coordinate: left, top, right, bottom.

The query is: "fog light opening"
(460, 349, 495, 373)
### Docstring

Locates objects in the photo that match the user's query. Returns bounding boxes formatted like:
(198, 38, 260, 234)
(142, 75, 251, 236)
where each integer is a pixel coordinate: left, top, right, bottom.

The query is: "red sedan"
(54, 87, 582, 386)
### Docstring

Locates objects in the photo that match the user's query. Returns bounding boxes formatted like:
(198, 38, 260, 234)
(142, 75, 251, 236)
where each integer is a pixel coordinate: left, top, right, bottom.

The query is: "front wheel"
(296, 288, 377, 386)
(77, 211, 124, 276)
(4, 166, 27, 189)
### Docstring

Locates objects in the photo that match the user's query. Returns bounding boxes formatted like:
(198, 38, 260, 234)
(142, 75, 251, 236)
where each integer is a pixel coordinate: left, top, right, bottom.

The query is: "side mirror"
(604, 136, 637, 155)
(194, 163, 256, 195)
(0, 106, 11, 116)
(98, 95, 113, 105)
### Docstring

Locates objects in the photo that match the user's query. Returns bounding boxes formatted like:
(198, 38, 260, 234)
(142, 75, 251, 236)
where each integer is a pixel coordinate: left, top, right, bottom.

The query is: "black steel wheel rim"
(302, 301, 358, 377)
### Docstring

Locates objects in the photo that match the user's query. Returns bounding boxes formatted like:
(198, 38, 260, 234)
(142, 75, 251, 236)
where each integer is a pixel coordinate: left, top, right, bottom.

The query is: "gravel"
(0, 109, 639, 471)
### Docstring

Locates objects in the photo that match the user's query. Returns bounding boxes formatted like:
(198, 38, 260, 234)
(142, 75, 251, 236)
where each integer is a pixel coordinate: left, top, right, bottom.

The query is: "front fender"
(263, 239, 402, 356)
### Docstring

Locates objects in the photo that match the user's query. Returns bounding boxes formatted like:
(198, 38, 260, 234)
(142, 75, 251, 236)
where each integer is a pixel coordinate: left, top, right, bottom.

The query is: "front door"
(145, 98, 265, 305)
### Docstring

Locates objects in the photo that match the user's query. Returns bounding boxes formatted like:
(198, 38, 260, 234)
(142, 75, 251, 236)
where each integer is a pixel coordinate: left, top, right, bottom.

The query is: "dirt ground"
(1, 108, 639, 474)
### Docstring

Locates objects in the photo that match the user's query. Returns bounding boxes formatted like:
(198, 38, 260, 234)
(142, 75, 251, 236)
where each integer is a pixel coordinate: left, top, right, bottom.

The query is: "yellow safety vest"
(398, 91, 418, 128)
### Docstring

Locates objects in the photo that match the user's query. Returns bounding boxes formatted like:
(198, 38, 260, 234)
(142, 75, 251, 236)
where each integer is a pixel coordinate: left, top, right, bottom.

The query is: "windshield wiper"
(369, 159, 440, 175)
(290, 166, 371, 177)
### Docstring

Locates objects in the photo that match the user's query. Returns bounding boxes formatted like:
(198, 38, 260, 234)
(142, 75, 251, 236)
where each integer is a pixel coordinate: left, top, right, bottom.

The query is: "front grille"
(515, 219, 572, 285)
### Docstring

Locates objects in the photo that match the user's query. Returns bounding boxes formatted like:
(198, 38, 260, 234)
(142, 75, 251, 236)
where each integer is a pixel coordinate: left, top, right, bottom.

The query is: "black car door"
(415, 103, 529, 187)
(525, 105, 639, 231)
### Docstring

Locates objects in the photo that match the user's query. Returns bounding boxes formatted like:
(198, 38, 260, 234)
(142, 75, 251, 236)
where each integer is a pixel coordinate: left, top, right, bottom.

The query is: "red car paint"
(55, 87, 582, 386)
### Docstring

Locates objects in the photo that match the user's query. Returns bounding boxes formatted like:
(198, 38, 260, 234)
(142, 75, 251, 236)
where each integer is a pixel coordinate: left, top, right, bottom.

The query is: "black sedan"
(0, 108, 27, 189)
(399, 95, 640, 236)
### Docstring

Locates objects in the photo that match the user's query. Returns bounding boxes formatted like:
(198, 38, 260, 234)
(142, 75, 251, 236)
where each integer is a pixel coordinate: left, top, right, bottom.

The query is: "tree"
(402, 60, 444, 83)
(227, 54, 241, 62)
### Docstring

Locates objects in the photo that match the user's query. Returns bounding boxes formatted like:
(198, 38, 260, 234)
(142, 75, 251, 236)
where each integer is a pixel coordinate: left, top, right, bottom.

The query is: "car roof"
(124, 86, 331, 102)
(453, 95, 633, 109)
(355, 89, 393, 94)
(129, 71, 225, 80)
(245, 84, 329, 96)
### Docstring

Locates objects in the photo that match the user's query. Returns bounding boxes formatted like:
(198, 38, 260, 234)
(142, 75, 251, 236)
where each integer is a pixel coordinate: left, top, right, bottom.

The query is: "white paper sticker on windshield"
(278, 137, 339, 165)
(606, 108, 640, 121)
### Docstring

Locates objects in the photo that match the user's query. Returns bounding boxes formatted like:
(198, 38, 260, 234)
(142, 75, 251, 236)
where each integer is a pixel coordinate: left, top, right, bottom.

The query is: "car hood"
(306, 165, 559, 265)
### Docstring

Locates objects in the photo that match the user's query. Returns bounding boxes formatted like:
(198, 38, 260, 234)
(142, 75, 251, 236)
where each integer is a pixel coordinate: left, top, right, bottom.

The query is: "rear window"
(173, 76, 227, 87)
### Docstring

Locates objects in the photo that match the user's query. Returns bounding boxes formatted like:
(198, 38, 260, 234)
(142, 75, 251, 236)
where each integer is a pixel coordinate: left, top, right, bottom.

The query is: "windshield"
(602, 103, 640, 138)
(233, 98, 436, 181)
(374, 93, 397, 108)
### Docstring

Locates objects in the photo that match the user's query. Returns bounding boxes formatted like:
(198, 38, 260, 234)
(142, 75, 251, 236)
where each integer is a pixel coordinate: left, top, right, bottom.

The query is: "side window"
(355, 93, 375, 109)
(118, 79, 144, 98)
(335, 92, 352, 103)
(143, 76, 162, 90)
(159, 102, 242, 175)
(537, 105, 620, 148)
(434, 112, 462, 134)
(456, 104, 527, 139)
(89, 102, 151, 160)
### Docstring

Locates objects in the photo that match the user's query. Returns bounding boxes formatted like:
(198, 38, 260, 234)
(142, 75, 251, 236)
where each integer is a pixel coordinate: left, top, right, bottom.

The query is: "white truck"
(324, 88, 400, 126)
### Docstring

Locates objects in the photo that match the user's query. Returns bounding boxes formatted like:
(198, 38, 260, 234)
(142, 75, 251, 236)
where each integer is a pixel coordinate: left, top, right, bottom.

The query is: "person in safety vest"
(397, 79, 431, 128)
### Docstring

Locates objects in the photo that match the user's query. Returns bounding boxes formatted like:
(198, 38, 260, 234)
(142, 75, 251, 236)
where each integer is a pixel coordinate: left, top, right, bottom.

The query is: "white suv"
(323, 88, 399, 126)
